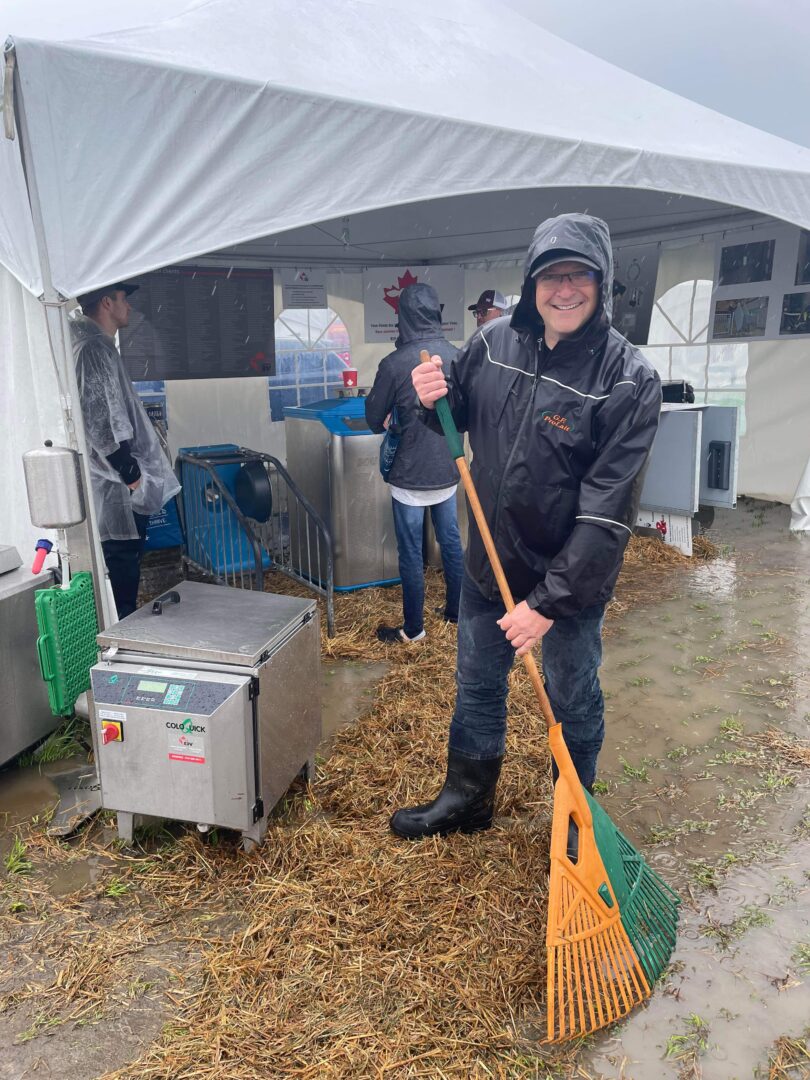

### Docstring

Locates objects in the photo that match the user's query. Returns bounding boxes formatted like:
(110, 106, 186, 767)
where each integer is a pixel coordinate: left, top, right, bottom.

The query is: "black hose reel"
(234, 460, 273, 523)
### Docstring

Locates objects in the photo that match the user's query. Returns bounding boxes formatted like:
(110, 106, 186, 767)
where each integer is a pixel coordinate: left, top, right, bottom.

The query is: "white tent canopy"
(3, 0, 810, 586)
(4, 0, 810, 298)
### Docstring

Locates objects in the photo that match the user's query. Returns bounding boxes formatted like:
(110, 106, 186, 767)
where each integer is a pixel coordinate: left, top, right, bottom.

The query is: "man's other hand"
(127, 478, 141, 491)
(497, 601, 554, 656)
(412, 355, 448, 408)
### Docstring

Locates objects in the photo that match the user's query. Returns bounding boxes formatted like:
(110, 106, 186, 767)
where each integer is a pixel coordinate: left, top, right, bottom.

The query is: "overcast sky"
(4, 0, 808, 148)
(504, 0, 810, 148)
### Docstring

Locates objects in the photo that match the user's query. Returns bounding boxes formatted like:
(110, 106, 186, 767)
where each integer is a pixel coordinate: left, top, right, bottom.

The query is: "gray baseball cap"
(530, 250, 601, 277)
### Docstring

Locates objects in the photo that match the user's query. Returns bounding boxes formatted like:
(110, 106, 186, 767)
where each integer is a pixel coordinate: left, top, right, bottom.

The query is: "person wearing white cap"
(467, 289, 510, 327)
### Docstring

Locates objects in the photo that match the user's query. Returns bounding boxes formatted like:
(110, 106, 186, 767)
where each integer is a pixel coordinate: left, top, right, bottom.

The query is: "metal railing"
(175, 447, 335, 635)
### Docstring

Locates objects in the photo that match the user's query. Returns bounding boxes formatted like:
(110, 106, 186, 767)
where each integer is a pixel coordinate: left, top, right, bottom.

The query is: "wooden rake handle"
(419, 349, 557, 733)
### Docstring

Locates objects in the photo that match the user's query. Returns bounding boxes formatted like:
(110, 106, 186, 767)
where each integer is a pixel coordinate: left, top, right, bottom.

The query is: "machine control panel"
(91, 667, 242, 715)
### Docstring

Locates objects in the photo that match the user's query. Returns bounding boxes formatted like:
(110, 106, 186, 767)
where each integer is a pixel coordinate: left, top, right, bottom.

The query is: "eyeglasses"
(535, 269, 598, 287)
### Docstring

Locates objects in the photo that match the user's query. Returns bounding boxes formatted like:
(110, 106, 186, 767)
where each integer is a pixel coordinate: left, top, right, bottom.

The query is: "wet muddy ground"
(1, 497, 808, 1078)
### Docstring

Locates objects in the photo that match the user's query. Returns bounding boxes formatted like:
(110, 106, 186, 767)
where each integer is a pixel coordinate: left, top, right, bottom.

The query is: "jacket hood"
(396, 283, 444, 344)
(68, 309, 114, 347)
(511, 214, 614, 336)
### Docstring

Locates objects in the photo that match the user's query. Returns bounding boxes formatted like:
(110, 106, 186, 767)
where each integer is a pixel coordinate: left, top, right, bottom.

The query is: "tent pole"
(11, 52, 115, 628)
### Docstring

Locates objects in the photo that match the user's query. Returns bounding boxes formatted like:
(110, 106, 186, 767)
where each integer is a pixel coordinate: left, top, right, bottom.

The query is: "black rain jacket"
(365, 283, 460, 491)
(424, 214, 662, 619)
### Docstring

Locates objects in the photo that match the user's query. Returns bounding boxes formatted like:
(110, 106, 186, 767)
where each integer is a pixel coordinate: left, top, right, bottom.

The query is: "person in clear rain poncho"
(69, 283, 180, 618)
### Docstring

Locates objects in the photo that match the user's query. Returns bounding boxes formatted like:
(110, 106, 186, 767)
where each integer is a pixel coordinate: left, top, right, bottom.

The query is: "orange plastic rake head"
(545, 725, 650, 1042)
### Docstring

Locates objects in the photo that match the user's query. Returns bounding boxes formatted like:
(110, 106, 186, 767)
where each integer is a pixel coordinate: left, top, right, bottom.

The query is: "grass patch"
(792, 943, 810, 975)
(757, 1033, 810, 1079)
(649, 818, 717, 844)
(16, 717, 89, 766)
(104, 877, 130, 898)
(4, 836, 32, 875)
(721, 717, 747, 734)
(620, 757, 650, 782)
(664, 1013, 710, 1077)
(666, 745, 689, 761)
(702, 903, 772, 949)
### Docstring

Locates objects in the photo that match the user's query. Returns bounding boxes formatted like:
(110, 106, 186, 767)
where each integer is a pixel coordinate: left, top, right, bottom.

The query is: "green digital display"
(137, 680, 167, 693)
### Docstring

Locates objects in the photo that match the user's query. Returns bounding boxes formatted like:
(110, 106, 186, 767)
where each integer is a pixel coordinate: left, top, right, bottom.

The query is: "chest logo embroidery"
(541, 411, 573, 433)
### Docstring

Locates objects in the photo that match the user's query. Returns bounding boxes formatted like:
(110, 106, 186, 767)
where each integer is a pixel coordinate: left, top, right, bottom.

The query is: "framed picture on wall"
(712, 297, 768, 339)
(779, 292, 810, 335)
(795, 231, 810, 287)
(718, 240, 775, 286)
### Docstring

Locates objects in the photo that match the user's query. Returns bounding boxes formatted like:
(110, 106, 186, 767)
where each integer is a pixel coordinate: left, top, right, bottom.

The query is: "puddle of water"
(320, 659, 389, 744)
(593, 502, 810, 881)
(47, 854, 113, 897)
(578, 501, 810, 1075)
(581, 839, 810, 1079)
(0, 757, 85, 851)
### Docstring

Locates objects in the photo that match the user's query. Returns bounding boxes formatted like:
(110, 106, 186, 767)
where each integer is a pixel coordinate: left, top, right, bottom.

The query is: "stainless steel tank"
(283, 398, 400, 590)
(23, 442, 86, 528)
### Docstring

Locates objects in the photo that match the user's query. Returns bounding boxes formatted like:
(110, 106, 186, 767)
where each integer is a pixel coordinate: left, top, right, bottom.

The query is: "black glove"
(106, 440, 142, 486)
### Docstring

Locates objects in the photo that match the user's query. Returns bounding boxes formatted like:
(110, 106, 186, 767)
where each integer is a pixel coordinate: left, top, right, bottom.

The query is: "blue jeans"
(391, 495, 464, 638)
(449, 572, 605, 787)
(101, 512, 149, 619)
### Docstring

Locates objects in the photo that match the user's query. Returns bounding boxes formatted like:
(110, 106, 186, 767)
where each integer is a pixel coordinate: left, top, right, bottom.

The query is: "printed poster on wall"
(120, 265, 275, 379)
(362, 266, 464, 343)
(709, 226, 810, 342)
(281, 268, 327, 309)
(610, 243, 659, 346)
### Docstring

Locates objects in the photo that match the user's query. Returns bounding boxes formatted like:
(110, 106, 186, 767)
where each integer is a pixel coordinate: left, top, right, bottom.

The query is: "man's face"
(106, 290, 131, 330)
(534, 260, 599, 342)
(474, 306, 502, 327)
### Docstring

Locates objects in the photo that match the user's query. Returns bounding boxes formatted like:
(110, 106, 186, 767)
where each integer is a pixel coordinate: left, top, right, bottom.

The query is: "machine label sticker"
(139, 666, 200, 679)
(168, 727, 206, 764)
(99, 709, 126, 721)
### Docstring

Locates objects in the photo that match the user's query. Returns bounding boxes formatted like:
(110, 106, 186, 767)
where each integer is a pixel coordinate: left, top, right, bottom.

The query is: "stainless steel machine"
(283, 397, 400, 590)
(0, 547, 58, 767)
(89, 581, 321, 848)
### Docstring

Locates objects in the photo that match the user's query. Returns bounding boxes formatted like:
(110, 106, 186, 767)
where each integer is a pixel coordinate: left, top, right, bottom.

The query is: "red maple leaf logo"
(383, 269, 419, 315)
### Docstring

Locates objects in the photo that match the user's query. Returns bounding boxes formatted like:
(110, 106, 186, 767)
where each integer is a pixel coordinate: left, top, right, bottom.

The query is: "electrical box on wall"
(637, 403, 739, 554)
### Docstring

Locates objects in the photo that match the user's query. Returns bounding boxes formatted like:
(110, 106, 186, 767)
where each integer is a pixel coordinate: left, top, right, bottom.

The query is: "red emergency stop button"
(101, 721, 123, 744)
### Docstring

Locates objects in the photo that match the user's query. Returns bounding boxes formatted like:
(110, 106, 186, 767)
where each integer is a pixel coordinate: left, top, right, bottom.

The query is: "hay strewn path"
(2, 538, 717, 1078)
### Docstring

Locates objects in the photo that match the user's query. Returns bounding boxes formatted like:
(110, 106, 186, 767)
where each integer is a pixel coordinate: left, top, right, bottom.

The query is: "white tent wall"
(0, 62, 41, 296)
(0, 262, 66, 557)
(740, 339, 810, 504)
(651, 241, 810, 505)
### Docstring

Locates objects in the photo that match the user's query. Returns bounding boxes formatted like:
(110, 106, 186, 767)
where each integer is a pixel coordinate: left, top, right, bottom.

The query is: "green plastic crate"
(34, 572, 99, 717)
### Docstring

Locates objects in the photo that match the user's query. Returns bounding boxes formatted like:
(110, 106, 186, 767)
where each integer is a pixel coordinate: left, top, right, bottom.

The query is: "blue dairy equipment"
(178, 445, 272, 578)
(283, 398, 400, 590)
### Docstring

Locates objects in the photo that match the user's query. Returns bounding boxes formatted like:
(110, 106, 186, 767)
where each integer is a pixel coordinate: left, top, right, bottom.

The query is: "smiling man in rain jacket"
(390, 213, 661, 840)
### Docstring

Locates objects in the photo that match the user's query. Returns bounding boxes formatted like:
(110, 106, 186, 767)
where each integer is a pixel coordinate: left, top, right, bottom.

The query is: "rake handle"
(419, 349, 556, 731)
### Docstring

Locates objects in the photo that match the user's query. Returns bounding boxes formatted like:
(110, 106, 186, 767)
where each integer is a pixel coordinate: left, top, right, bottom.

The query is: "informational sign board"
(709, 225, 810, 343)
(281, 268, 327, 309)
(362, 266, 464, 343)
(635, 510, 693, 556)
(120, 266, 275, 380)
(611, 243, 659, 346)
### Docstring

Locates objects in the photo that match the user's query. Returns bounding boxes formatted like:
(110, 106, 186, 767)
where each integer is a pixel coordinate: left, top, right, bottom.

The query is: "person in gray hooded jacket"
(390, 214, 661, 841)
(365, 283, 464, 643)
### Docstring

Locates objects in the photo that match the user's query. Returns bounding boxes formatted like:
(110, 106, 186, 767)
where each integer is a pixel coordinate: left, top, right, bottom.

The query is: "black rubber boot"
(389, 750, 503, 839)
